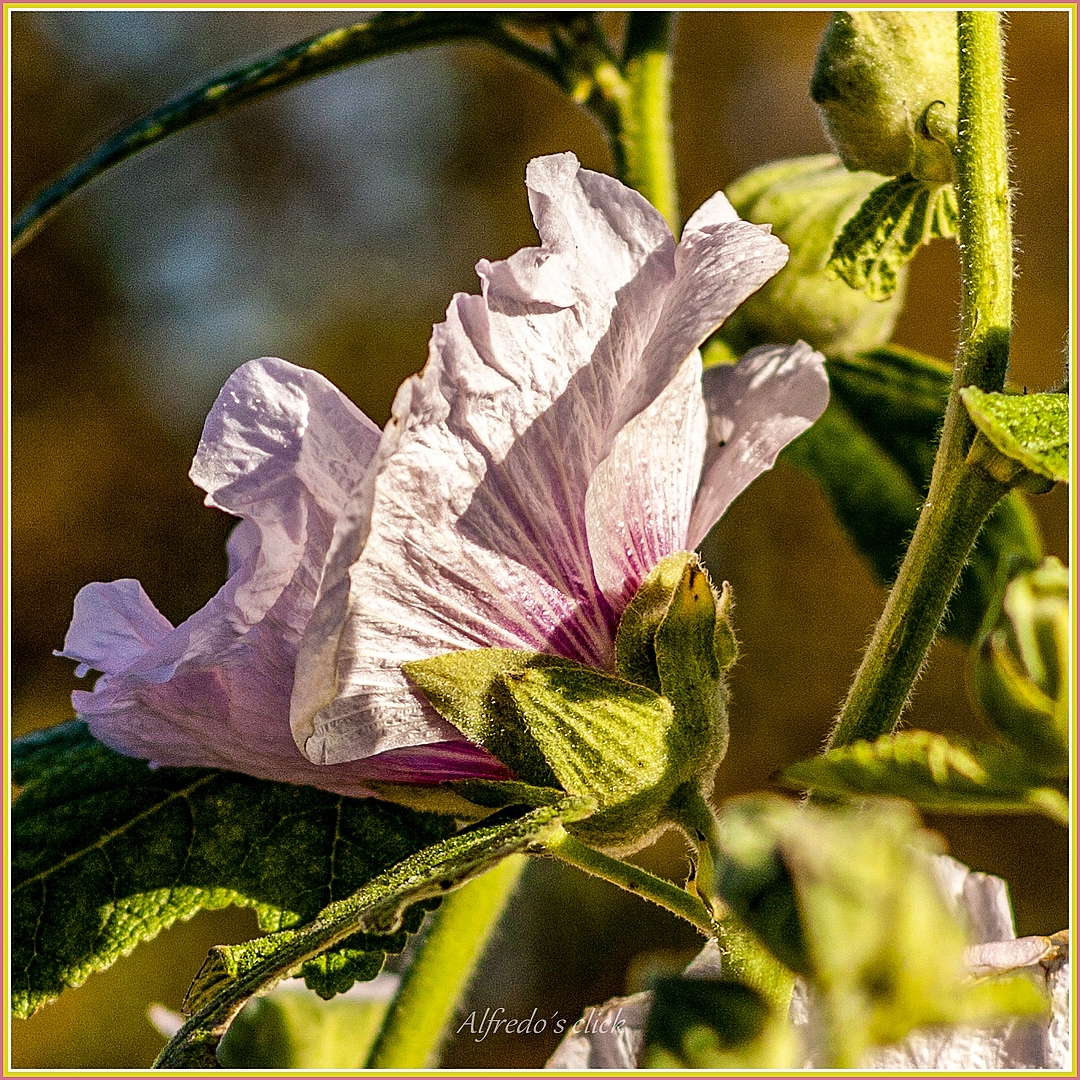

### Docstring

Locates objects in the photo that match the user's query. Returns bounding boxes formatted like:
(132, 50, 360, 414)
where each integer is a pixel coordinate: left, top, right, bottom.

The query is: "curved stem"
(828, 12, 1013, 749)
(364, 855, 525, 1069)
(546, 828, 714, 935)
(12, 12, 564, 253)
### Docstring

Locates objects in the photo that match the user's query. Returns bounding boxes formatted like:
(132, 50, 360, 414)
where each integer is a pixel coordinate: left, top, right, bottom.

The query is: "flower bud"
(811, 11, 958, 183)
(405, 552, 735, 854)
(716, 156, 905, 358)
(970, 558, 1069, 776)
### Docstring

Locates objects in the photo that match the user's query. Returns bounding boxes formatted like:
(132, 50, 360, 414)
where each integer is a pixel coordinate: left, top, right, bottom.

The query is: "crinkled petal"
(293, 154, 792, 767)
(63, 359, 501, 792)
(585, 351, 709, 607)
(57, 579, 173, 678)
(686, 342, 830, 549)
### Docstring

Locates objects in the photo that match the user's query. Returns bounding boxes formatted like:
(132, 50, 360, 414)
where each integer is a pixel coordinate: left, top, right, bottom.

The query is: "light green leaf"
(720, 155, 905, 358)
(712, 797, 1037, 1068)
(960, 386, 1069, 484)
(828, 177, 959, 299)
(780, 731, 1068, 825)
(160, 797, 592, 1067)
(11, 722, 454, 1018)
(217, 984, 391, 1069)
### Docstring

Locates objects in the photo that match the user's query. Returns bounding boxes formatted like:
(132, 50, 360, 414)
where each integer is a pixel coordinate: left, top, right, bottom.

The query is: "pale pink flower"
(60, 152, 828, 794)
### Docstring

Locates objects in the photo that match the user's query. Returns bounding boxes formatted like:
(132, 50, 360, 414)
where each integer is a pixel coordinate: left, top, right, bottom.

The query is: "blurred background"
(10, 9, 1069, 1069)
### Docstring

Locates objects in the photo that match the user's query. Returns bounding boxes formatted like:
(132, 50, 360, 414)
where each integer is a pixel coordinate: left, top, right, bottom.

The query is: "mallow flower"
(59, 152, 828, 799)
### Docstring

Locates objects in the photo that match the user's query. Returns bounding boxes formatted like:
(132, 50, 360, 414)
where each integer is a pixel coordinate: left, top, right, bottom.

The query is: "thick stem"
(620, 13, 680, 230)
(546, 829, 714, 934)
(364, 856, 525, 1069)
(828, 12, 1013, 749)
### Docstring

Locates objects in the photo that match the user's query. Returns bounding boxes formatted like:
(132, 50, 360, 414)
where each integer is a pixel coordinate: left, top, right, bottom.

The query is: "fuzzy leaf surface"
(11, 721, 454, 1017)
(960, 387, 1069, 484)
(781, 731, 1068, 825)
(827, 177, 958, 299)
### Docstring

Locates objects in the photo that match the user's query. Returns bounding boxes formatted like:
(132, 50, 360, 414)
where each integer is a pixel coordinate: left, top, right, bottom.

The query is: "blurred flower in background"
(9, 9, 1070, 1069)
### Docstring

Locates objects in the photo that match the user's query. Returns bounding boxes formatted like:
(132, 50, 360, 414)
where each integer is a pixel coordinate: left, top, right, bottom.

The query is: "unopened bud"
(811, 11, 958, 183)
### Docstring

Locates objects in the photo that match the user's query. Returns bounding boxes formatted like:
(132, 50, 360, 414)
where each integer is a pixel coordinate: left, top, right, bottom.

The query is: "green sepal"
(780, 731, 1067, 826)
(641, 977, 796, 1070)
(161, 797, 592, 1066)
(711, 796, 1026, 1068)
(217, 983, 392, 1069)
(827, 176, 959, 300)
(10, 722, 455, 1019)
(960, 386, 1069, 486)
(403, 647, 563, 789)
(616, 550, 732, 768)
(971, 557, 1070, 774)
(407, 553, 733, 853)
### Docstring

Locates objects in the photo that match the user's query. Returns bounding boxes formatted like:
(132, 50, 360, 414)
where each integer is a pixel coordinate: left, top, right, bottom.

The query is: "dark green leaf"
(784, 346, 1044, 643)
(961, 387, 1069, 484)
(781, 731, 1068, 825)
(827, 176, 958, 299)
(160, 797, 592, 1067)
(641, 978, 793, 1069)
(10, 723, 455, 1018)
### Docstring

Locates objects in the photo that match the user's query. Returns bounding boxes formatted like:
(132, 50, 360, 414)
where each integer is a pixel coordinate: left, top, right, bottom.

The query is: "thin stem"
(364, 855, 525, 1069)
(546, 828, 714, 935)
(12, 12, 564, 253)
(621, 13, 679, 230)
(827, 12, 1013, 749)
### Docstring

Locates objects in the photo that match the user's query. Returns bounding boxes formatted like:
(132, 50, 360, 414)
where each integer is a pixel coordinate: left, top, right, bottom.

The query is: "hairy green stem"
(620, 13, 679, 230)
(364, 856, 525, 1069)
(547, 828, 714, 935)
(828, 12, 1013, 749)
(12, 12, 565, 253)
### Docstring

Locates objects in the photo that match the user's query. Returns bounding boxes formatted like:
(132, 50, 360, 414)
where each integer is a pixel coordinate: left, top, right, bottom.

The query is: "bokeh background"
(10, 10, 1070, 1069)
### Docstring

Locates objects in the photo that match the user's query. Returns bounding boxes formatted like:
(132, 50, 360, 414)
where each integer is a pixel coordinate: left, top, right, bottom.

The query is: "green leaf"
(160, 797, 592, 1067)
(719, 155, 907, 359)
(712, 797, 1026, 1068)
(780, 731, 1068, 825)
(784, 346, 1045, 643)
(641, 977, 796, 1069)
(971, 558, 1070, 775)
(827, 176, 959, 299)
(217, 982, 391, 1068)
(10, 723, 455, 1018)
(960, 386, 1069, 484)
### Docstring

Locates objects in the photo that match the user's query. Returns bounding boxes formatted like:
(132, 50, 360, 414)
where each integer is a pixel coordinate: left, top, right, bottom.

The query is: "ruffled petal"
(59, 358, 502, 793)
(686, 342, 830, 549)
(57, 579, 173, 678)
(293, 154, 796, 767)
(292, 153, 686, 765)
